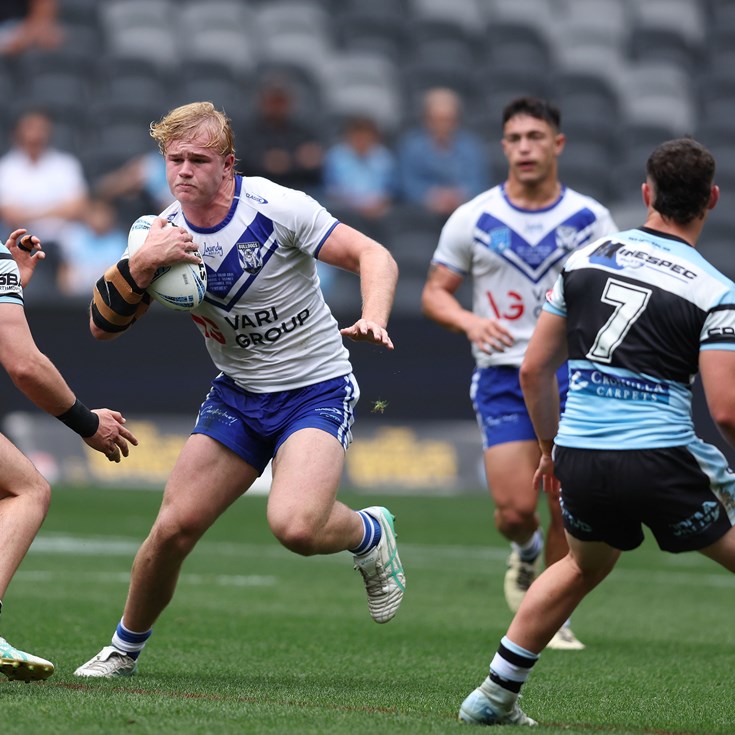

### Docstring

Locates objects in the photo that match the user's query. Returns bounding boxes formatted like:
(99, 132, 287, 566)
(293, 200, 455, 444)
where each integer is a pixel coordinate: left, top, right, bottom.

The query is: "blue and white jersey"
(156, 175, 352, 393)
(0, 241, 23, 305)
(545, 227, 735, 449)
(431, 183, 616, 367)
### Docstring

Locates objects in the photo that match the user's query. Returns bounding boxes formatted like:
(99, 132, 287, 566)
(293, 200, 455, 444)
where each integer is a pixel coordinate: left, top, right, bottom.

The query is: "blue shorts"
(192, 373, 360, 473)
(471, 365, 569, 449)
(555, 441, 735, 552)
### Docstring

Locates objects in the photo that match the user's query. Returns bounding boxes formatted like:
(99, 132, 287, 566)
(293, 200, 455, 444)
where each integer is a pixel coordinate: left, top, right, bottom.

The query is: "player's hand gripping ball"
(127, 215, 206, 311)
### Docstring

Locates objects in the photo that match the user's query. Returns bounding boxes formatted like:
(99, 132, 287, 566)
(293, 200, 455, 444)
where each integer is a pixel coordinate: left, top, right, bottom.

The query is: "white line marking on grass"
(30, 536, 141, 555)
(183, 574, 276, 587)
(14, 569, 276, 587)
(607, 568, 734, 588)
(27, 535, 733, 589)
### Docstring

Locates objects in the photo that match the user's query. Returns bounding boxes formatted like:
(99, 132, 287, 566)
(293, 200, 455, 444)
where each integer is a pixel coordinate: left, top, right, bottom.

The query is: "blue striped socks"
(111, 620, 152, 660)
(349, 510, 382, 555)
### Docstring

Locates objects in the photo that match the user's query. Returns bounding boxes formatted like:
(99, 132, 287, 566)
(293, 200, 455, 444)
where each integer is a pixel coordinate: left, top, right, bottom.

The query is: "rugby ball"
(127, 215, 206, 311)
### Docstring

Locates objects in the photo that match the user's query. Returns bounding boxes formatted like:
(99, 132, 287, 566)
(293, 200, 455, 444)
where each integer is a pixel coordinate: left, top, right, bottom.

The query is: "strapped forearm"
(56, 398, 99, 437)
(90, 259, 151, 334)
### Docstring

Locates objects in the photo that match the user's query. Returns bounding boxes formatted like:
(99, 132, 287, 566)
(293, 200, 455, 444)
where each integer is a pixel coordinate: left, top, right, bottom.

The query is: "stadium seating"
(334, 9, 410, 64)
(0, 0, 731, 313)
(323, 52, 403, 135)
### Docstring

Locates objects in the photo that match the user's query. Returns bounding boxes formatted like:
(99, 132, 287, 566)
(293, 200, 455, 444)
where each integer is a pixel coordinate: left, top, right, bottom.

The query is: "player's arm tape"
(56, 398, 100, 437)
(91, 259, 151, 333)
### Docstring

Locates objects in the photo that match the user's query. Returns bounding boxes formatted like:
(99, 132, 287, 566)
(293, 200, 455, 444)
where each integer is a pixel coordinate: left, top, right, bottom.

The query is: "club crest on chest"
(237, 241, 263, 274)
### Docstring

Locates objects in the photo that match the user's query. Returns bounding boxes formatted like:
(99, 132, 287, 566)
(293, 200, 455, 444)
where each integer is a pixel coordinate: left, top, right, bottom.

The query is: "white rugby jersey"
(431, 184, 616, 367)
(545, 227, 735, 449)
(0, 242, 23, 305)
(152, 175, 352, 393)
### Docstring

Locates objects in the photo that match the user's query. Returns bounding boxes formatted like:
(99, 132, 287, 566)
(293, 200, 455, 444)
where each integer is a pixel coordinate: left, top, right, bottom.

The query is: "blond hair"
(150, 101, 235, 158)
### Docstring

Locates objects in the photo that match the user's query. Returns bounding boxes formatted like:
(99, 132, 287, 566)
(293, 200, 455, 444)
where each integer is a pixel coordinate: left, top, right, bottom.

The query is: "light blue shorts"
(192, 373, 360, 473)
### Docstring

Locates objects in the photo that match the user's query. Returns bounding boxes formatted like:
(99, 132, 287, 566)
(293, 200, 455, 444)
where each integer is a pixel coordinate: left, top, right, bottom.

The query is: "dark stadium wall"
(1, 302, 732, 466)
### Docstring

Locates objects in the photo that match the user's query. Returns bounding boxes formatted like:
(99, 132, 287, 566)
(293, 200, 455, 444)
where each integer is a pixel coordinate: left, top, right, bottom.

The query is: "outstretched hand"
(84, 409, 139, 463)
(533, 453, 560, 500)
(5, 229, 45, 287)
(340, 319, 394, 350)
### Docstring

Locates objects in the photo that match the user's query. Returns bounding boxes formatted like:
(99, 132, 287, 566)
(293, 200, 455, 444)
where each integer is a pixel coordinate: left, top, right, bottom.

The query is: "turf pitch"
(1, 486, 733, 734)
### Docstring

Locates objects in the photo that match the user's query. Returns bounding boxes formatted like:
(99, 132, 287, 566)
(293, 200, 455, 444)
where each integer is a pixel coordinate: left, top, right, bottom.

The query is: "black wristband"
(56, 399, 100, 438)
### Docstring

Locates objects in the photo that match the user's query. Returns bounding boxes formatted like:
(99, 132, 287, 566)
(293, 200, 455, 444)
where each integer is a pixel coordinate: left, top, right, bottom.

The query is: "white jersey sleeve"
(160, 175, 352, 393)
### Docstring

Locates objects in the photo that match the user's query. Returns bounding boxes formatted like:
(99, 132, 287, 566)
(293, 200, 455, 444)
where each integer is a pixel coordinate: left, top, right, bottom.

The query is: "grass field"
(1, 486, 733, 735)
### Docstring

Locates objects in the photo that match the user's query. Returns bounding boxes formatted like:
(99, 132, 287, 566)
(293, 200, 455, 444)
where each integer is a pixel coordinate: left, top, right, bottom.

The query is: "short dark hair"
(502, 97, 560, 130)
(646, 137, 715, 225)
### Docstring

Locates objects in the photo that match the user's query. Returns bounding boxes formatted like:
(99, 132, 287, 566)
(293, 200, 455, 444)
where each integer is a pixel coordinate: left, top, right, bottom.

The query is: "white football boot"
(504, 550, 540, 613)
(459, 684, 537, 726)
(547, 624, 585, 651)
(74, 646, 138, 678)
(353, 506, 406, 623)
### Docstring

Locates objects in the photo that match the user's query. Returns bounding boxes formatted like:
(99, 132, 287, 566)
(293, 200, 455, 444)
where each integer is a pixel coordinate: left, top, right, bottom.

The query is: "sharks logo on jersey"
(588, 239, 649, 272)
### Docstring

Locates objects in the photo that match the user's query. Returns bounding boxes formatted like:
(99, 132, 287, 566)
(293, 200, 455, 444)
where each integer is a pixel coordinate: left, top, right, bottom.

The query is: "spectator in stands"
(95, 149, 175, 215)
(0, 0, 63, 56)
(324, 115, 397, 221)
(0, 108, 89, 290)
(56, 198, 128, 298)
(237, 74, 324, 196)
(397, 87, 490, 219)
